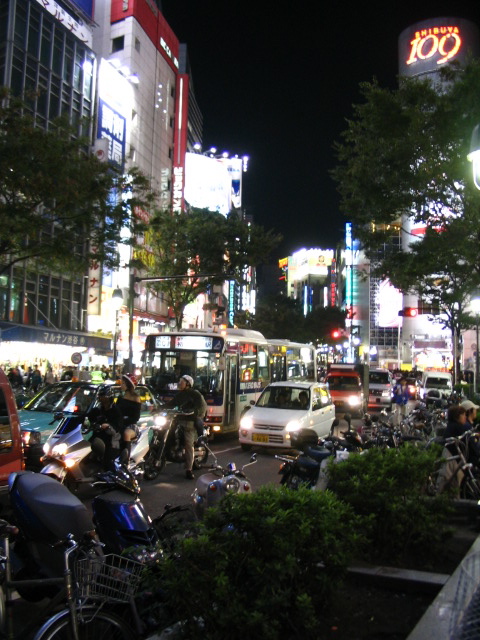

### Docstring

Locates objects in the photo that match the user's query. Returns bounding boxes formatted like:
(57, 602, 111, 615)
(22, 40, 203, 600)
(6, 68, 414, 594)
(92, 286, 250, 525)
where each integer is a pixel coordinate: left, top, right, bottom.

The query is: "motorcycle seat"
(9, 471, 94, 543)
(304, 447, 332, 463)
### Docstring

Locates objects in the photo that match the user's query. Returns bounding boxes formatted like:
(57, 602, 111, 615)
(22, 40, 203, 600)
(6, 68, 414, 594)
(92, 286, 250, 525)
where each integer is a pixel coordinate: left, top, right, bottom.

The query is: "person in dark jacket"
(165, 374, 206, 480)
(116, 374, 141, 466)
(89, 386, 123, 470)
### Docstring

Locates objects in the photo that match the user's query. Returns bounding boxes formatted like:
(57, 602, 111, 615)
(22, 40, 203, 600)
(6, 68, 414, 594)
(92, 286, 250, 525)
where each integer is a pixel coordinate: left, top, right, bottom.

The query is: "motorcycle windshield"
(55, 414, 85, 435)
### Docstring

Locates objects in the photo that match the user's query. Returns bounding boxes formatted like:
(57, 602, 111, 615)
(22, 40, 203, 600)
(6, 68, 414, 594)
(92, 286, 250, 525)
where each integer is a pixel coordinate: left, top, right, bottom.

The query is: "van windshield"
(425, 377, 451, 389)
(327, 376, 360, 391)
(369, 372, 390, 385)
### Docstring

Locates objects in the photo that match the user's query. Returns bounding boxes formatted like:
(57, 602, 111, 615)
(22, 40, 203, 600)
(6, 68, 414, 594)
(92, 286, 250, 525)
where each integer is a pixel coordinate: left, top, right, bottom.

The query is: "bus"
(142, 329, 315, 436)
(267, 339, 316, 383)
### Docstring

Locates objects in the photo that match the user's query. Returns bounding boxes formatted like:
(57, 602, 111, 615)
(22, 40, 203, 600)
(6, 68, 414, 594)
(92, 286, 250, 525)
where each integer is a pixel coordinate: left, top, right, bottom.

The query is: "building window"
(112, 36, 124, 53)
(134, 37, 140, 52)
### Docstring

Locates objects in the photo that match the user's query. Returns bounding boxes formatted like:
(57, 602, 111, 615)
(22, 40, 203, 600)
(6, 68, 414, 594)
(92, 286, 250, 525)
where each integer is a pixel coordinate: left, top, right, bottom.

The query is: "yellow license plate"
(252, 434, 269, 443)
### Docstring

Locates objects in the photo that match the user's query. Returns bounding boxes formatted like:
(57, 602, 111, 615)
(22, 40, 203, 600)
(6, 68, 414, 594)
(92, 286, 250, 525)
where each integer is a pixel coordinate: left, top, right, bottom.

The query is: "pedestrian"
(30, 366, 42, 392)
(460, 399, 479, 431)
(164, 374, 207, 479)
(116, 373, 142, 466)
(44, 367, 55, 385)
(392, 377, 409, 426)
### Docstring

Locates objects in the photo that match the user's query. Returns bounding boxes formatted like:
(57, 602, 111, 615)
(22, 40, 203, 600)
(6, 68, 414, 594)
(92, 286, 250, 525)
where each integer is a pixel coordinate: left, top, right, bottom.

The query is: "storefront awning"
(0, 322, 111, 352)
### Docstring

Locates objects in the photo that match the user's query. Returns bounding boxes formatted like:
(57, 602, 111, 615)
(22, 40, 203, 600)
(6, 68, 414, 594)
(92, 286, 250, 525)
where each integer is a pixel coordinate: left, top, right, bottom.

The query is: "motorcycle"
(276, 428, 355, 490)
(40, 413, 151, 489)
(191, 449, 257, 519)
(143, 408, 209, 481)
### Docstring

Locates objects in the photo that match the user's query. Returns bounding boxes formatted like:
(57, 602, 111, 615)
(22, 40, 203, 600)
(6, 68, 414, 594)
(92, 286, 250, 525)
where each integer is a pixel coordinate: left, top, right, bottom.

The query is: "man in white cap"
(165, 374, 207, 479)
(460, 399, 479, 431)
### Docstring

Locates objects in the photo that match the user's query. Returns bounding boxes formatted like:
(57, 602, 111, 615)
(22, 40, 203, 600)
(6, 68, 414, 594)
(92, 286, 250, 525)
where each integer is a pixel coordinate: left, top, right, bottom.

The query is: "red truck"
(325, 364, 368, 417)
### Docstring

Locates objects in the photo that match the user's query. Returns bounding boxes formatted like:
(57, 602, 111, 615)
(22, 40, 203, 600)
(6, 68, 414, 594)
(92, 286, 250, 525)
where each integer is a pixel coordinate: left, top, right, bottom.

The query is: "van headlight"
(240, 416, 253, 429)
(347, 396, 361, 407)
(285, 420, 301, 432)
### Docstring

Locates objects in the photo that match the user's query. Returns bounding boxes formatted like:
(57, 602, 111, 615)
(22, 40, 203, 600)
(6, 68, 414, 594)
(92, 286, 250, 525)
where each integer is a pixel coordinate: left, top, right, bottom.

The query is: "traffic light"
(331, 329, 342, 339)
(398, 307, 418, 317)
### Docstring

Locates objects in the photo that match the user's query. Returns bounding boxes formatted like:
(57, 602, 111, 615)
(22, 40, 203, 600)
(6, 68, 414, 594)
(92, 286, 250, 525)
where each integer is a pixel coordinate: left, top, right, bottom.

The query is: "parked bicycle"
(0, 519, 143, 640)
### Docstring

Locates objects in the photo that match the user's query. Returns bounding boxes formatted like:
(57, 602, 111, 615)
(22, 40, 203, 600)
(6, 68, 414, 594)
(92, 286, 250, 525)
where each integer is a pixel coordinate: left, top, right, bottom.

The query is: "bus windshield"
(145, 349, 224, 398)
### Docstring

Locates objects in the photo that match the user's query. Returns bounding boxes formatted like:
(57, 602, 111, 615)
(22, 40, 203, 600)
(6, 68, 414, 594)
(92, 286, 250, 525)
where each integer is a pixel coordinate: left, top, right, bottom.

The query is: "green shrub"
(326, 443, 454, 567)
(153, 485, 363, 639)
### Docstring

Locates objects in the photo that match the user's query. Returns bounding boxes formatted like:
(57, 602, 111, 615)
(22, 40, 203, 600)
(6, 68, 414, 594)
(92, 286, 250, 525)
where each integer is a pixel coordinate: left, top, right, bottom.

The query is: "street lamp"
(471, 297, 480, 395)
(111, 288, 123, 378)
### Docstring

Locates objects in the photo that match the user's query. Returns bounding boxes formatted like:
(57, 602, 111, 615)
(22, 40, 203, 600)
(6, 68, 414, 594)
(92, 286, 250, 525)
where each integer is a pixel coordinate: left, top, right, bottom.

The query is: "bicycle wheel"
(33, 607, 136, 640)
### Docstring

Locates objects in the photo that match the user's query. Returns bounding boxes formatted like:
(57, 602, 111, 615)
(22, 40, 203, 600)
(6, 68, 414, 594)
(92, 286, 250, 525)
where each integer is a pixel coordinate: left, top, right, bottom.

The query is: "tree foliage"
(332, 61, 480, 377)
(141, 208, 282, 328)
(235, 293, 346, 344)
(0, 89, 155, 277)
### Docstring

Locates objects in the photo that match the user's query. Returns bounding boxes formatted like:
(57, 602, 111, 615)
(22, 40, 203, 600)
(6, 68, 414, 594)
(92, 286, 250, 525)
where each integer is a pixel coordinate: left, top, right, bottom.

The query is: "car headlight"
(43, 443, 50, 455)
(347, 396, 361, 407)
(285, 420, 301, 432)
(225, 477, 241, 493)
(240, 416, 253, 429)
(21, 430, 41, 446)
(51, 443, 68, 456)
(154, 415, 168, 428)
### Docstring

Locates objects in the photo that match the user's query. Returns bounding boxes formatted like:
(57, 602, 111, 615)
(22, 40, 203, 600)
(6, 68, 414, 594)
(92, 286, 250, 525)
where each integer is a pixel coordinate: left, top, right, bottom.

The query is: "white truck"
(419, 371, 453, 402)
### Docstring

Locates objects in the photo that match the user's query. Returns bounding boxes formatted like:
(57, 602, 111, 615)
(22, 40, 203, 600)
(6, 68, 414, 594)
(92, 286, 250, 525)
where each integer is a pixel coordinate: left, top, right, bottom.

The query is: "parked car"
(0, 368, 24, 496)
(238, 381, 337, 451)
(20, 381, 162, 470)
(368, 368, 393, 410)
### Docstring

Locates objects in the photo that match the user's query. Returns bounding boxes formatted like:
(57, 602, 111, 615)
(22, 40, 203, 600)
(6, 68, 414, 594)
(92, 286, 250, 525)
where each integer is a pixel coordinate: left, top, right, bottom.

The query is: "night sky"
(160, 1, 480, 259)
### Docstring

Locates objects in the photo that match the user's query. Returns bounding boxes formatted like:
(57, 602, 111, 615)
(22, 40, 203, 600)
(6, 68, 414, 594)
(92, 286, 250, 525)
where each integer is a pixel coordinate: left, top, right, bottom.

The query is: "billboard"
(184, 153, 244, 215)
(399, 17, 480, 77)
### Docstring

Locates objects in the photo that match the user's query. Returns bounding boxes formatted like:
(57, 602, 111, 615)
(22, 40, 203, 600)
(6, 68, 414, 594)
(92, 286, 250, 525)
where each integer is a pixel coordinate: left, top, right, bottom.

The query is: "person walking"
(164, 374, 207, 479)
(392, 377, 409, 426)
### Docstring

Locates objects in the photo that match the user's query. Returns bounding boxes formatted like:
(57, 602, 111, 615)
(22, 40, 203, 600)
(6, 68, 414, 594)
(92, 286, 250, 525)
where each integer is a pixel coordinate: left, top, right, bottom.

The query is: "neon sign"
(406, 26, 462, 66)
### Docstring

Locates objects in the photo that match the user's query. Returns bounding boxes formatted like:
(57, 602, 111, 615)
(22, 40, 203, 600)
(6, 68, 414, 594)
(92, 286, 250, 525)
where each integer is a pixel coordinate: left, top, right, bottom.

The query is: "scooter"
(6, 464, 164, 602)
(191, 449, 257, 519)
(143, 408, 209, 481)
(275, 428, 354, 490)
(40, 413, 151, 489)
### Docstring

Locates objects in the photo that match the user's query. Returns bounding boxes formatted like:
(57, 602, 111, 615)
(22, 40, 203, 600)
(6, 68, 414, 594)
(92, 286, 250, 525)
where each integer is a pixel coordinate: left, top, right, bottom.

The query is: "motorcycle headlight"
(225, 477, 241, 493)
(51, 443, 68, 457)
(240, 416, 253, 429)
(154, 415, 168, 428)
(347, 396, 361, 407)
(285, 420, 301, 432)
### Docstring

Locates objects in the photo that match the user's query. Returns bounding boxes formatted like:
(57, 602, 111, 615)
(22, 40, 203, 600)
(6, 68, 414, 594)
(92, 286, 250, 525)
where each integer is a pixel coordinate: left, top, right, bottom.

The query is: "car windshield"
(23, 384, 98, 414)
(256, 386, 310, 410)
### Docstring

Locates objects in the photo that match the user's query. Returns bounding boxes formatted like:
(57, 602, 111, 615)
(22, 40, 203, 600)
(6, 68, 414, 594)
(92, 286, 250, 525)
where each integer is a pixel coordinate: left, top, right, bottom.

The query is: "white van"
(420, 371, 453, 401)
(368, 369, 393, 410)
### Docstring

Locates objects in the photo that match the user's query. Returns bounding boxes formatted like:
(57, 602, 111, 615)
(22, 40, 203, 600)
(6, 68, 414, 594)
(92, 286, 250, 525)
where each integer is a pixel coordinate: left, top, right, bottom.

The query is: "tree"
(141, 208, 282, 329)
(0, 90, 155, 277)
(332, 60, 480, 380)
(242, 294, 306, 340)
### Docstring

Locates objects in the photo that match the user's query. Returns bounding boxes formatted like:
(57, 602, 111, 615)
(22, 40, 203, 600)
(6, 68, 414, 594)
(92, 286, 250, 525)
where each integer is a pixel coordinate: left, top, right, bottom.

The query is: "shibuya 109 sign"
(398, 18, 480, 77)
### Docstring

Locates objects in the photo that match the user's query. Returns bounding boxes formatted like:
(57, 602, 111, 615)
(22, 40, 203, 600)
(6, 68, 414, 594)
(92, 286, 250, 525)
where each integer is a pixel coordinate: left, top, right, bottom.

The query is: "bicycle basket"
(74, 553, 144, 603)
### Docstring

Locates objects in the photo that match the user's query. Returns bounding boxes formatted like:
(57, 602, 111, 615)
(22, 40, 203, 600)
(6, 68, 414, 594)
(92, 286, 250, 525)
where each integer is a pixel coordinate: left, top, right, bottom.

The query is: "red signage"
(406, 26, 461, 66)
